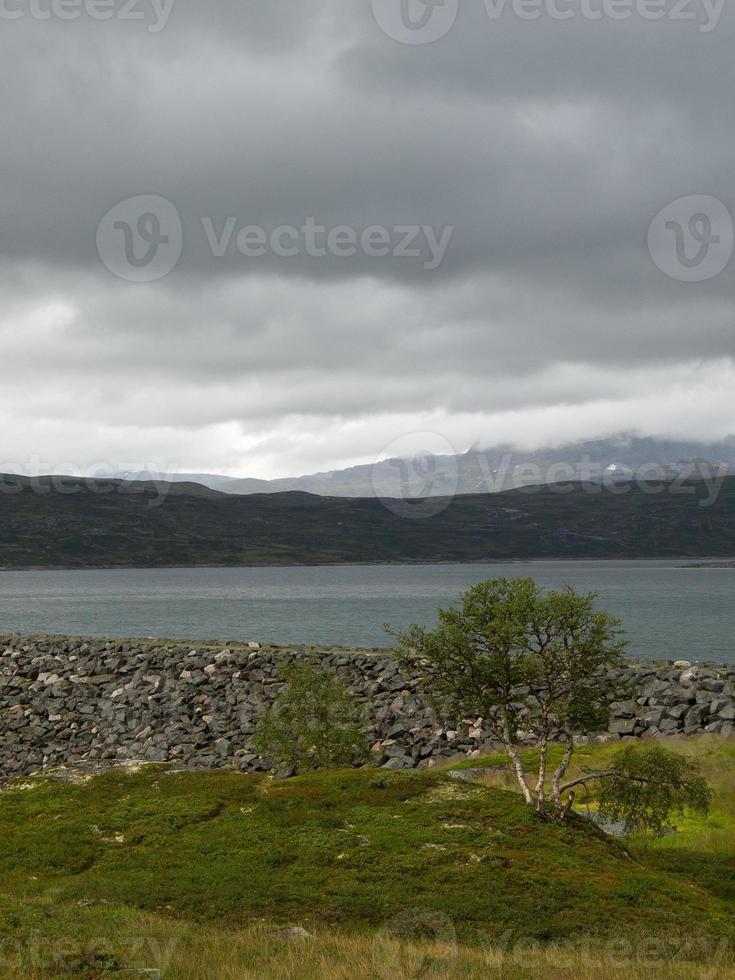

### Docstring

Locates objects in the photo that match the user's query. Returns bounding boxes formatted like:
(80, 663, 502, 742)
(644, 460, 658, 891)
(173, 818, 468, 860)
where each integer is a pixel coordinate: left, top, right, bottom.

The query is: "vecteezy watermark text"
(370, 438, 731, 522)
(200, 216, 454, 271)
(479, 930, 732, 978)
(0, 458, 181, 508)
(371, 0, 725, 44)
(0, 932, 178, 976)
(481, 0, 725, 31)
(373, 909, 732, 979)
(0, 0, 175, 31)
(96, 195, 454, 281)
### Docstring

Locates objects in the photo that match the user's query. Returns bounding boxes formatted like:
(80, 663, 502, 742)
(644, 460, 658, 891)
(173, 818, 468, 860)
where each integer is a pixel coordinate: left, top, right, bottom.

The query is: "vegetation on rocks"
(254, 661, 369, 774)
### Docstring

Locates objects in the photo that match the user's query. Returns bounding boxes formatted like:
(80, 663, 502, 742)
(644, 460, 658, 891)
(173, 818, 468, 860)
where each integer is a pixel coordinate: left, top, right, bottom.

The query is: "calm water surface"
(0, 561, 733, 662)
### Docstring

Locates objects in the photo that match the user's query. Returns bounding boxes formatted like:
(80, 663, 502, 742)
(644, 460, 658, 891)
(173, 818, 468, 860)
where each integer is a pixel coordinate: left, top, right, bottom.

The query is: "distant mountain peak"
(118, 434, 735, 499)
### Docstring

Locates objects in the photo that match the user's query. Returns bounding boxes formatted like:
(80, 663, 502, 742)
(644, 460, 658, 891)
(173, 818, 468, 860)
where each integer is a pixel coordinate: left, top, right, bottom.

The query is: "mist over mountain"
(119, 435, 735, 499)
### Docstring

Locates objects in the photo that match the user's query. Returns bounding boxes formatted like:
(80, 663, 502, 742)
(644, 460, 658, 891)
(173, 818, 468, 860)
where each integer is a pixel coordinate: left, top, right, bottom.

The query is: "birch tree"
(394, 578, 710, 826)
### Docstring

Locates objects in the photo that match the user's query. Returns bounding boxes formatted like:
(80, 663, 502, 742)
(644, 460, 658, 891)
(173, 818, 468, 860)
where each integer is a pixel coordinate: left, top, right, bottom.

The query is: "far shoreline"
(1, 556, 735, 573)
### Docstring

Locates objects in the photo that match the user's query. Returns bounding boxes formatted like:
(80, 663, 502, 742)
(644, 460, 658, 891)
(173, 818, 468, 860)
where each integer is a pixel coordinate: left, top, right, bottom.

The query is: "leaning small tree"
(254, 661, 370, 775)
(393, 578, 711, 825)
(574, 742, 711, 833)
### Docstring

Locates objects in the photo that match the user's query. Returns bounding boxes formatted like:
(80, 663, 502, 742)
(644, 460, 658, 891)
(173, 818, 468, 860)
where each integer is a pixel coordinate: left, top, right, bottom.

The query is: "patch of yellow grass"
(146, 927, 735, 980)
(2, 916, 734, 980)
(421, 780, 481, 802)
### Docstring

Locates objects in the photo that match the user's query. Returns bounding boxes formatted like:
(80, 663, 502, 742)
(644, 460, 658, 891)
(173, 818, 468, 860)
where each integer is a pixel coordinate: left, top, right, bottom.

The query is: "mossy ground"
(1, 737, 734, 977)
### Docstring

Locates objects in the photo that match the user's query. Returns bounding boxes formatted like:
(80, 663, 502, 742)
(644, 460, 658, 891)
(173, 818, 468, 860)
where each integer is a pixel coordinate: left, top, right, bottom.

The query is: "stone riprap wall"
(1, 634, 734, 779)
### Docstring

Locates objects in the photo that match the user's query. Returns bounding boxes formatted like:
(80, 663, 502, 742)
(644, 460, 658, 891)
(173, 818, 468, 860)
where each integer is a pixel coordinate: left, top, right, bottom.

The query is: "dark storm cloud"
(1, 0, 734, 476)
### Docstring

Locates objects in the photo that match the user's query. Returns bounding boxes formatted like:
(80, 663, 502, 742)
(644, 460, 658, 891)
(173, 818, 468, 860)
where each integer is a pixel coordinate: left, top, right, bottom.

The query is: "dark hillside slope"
(0, 474, 733, 567)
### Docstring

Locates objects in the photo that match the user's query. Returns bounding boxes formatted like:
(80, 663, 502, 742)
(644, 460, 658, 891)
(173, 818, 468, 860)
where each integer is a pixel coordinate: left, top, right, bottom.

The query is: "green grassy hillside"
(1, 740, 735, 977)
(1, 474, 734, 567)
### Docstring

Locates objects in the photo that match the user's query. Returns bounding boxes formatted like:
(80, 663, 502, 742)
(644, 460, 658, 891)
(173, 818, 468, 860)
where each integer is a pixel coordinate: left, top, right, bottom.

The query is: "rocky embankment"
(1, 634, 734, 779)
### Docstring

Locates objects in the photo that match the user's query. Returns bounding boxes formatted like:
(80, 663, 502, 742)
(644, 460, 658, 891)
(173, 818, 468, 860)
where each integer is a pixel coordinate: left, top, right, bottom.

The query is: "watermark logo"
(371, 0, 726, 40)
(478, 929, 732, 978)
(0, 457, 181, 508)
(96, 198, 453, 280)
(372, 909, 458, 978)
(96, 195, 183, 282)
(0, 0, 176, 32)
(370, 432, 460, 520)
(200, 216, 453, 271)
(482, 0, 726, 32)
(647, 195, 734, 282)
(0, 932, 179, 976)
(371, 0, 459, 44)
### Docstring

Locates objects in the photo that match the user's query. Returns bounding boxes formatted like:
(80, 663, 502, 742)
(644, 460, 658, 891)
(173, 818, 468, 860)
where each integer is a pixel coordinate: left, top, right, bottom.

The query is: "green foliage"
(0, 764, 731, 950)
(393, 578, 627, 745)
(254, 661, 370, 774)
(597, 744, 713, 834)
(395, 579, 713, 836)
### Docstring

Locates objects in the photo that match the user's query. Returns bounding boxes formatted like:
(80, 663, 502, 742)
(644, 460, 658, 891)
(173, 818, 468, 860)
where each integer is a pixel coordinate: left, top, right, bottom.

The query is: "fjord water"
(0, 560, 733, 662)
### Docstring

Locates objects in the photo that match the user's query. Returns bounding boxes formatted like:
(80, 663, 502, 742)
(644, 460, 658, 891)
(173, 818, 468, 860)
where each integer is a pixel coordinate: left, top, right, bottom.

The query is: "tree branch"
(558, 769, 665, 795)
(559, 770, 619, 794)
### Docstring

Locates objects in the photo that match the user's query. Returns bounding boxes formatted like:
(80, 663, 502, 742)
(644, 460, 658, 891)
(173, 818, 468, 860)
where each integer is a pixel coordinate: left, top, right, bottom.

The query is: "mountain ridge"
(1, 471, 734, 568)
(116, 434, 735, 499)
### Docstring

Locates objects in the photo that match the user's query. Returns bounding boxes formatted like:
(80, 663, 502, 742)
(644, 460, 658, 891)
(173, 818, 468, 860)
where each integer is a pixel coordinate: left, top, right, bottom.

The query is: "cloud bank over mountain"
(2, 1, 734, 478)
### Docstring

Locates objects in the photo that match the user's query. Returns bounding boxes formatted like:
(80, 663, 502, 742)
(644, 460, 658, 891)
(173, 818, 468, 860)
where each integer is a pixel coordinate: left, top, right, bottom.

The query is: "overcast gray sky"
(1, 0, 734, 478)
